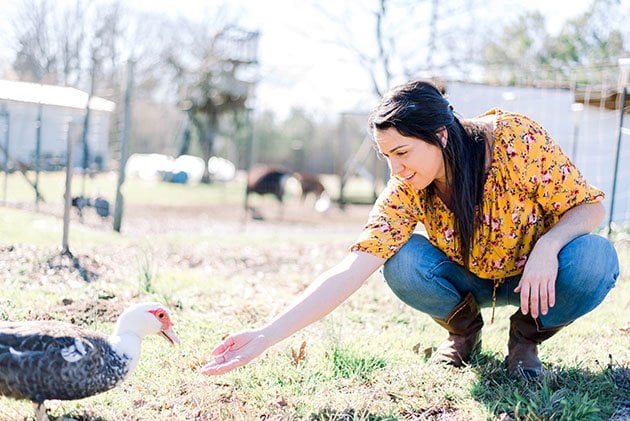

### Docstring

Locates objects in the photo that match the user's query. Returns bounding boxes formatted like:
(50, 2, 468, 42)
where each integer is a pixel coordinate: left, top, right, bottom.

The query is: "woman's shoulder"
(472, 108, 531, 136)
(489, 108, 543, 131)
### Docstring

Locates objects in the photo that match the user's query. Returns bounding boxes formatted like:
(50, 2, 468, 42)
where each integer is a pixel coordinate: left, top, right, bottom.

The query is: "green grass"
(0, 172, 628, 420)
(1, 170, 245, 207)
(0, 170, 376, 208)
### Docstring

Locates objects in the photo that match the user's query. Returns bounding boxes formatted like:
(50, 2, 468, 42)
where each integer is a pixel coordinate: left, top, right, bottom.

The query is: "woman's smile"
(375, 127, 446, 191)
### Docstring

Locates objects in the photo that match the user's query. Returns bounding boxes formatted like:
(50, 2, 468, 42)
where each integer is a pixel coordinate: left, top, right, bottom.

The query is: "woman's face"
(374, 127, 446, 190)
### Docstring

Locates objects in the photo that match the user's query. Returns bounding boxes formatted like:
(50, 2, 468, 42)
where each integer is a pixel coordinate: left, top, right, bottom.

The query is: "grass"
(0, 172, 628, 420)
(0, 170, 376, 208)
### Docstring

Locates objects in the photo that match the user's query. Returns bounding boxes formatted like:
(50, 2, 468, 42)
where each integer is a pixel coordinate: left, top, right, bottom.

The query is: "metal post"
(80, 59, 97, 197)
(607, 87, 627, 236)
(1, 109, 9, 205)
(34, 97, 43, 209)
(243, 105, 257, 217)
(570, 102, 584, 162)
(113, 60, 134, 233)
(62, 120, 74, 252)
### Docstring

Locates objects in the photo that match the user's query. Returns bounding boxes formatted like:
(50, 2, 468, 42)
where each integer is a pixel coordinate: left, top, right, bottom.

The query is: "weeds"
(328, 345, 387, 381)
(0, 185, 628, 420)
(137, 249, 157, 294)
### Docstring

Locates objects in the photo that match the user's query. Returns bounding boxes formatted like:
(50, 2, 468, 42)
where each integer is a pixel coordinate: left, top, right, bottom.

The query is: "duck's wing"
(0, 320, 91, 351)
(0, 321, 127, 402)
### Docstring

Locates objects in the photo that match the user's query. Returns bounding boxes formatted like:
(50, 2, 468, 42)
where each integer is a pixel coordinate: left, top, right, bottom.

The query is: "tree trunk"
(196, 113, 217, 184)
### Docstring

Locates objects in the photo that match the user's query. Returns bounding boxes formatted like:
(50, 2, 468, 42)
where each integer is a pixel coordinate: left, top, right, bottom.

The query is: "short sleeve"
(501, 114, 604, 216)
(350, 178, 423, 259)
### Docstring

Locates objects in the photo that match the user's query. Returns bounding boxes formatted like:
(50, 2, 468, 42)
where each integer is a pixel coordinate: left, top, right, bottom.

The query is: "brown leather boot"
(431, 292, 483, 367)
(507, 310, 565, 379)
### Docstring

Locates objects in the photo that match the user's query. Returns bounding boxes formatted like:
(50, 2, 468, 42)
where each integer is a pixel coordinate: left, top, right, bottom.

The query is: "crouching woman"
(202, 80, 619, 379)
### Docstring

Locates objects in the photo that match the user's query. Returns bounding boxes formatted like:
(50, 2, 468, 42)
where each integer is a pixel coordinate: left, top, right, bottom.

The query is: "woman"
(201, 80, 619, 379)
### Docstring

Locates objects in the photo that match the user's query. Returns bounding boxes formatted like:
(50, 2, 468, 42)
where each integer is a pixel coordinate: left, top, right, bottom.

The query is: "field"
(0, 171, 628, 420)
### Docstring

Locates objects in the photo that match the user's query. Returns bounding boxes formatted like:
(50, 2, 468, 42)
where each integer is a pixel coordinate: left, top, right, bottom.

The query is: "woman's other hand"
(514, 238, 558, 319)
(200, 330, 269, 375)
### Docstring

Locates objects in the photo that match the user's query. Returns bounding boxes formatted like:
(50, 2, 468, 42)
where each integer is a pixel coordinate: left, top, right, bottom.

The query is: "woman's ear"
(437, 127, 448, 148)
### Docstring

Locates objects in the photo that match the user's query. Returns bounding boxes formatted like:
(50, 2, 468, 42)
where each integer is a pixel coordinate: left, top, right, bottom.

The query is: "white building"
(0, 79, 115, 170)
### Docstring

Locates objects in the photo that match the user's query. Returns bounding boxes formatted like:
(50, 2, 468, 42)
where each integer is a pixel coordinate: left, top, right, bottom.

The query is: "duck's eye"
(158, 312, 165, 319)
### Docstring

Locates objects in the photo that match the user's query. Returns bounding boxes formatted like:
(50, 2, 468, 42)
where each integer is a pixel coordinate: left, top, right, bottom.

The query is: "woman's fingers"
(516, 276, 557, 318)
(539, 279, 549, 315)
(529, 282, 540, 319)
(200, 355, 246, 375)
(211, 336, 236, 356)
(202, 331, 266, 376)
(548, 279, 556, 308)
(518, 281, 530, 315)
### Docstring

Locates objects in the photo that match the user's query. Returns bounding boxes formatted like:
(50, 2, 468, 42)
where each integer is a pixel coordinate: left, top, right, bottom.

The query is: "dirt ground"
(1, 199, 373, 323)
(7, 198, 373, 236)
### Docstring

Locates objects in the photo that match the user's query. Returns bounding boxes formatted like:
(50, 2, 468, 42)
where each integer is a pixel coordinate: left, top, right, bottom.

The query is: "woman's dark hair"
(368, 80, 487, 269)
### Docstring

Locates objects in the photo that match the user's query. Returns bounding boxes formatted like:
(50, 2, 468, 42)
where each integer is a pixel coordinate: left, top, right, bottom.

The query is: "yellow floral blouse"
(351, 108, 604, 280)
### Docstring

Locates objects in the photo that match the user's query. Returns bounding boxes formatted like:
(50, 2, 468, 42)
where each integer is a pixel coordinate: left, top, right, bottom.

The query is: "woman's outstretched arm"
(200, 251, 385, 375)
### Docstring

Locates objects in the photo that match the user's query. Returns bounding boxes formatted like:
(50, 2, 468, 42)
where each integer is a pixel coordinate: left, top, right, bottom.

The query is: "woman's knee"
(382, 234, 438, 291)
(382, 235, 462, 317)
(557, 234, 619, 293)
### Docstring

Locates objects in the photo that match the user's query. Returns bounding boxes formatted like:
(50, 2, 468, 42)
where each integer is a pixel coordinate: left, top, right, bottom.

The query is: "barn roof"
(0, 79, 115, 112)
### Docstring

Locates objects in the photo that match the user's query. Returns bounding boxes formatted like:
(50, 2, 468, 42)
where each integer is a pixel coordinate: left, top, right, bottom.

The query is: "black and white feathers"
(0, 302, 179, 419)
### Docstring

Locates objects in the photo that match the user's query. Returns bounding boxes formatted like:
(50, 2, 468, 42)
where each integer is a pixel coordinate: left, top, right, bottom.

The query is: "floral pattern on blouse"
(350, 108, 604, 279)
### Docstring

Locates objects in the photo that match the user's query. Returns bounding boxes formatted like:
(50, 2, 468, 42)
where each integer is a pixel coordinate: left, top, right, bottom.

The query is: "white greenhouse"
(0, 79, 115, 171)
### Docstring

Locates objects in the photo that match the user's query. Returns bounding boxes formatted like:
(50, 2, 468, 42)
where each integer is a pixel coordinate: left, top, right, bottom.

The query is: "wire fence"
(1, 62, 629, 233)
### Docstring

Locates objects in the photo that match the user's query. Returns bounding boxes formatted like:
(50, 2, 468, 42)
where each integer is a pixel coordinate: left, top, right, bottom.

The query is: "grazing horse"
(245, 166, 329, 219)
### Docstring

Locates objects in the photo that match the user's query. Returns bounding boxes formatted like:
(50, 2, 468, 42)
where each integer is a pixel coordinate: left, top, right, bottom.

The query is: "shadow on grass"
(468, 352, 630, 420)
(308, 406, 462, 420)
(48, 413, 107, 421)
(308, 408, 396, 420)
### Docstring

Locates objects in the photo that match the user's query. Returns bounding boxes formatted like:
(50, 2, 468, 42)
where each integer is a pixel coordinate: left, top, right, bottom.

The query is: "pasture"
(0, 171, 628, 420)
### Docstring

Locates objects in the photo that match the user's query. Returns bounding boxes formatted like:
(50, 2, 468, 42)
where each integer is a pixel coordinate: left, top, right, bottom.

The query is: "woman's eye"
(397, 151, 407, 156)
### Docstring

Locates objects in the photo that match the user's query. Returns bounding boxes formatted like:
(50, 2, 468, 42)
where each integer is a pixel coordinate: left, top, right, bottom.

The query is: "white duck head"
(109, 302, 179, 371)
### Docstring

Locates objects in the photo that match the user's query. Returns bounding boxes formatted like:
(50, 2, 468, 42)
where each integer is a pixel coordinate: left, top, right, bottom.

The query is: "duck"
(0, 301, 179, 420)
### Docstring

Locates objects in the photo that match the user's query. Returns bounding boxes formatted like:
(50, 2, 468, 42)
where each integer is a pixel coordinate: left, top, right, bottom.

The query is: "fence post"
(113, 60, 134, 233)
(607, 86, 628, 237)
(34, 97, 43, 209)
(62, 120, 75, 252)
(1, 108, 9, 205)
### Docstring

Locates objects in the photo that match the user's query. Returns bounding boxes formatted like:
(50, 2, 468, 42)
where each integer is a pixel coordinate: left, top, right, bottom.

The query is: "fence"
(336, 62, 629, 231)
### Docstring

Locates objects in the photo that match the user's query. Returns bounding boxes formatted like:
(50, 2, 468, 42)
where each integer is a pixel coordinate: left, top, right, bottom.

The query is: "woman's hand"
(200, 252, 383, 376)
(514, 203, 605, 319)
(200, 330, 270, 375)
(514, 239, 558, 319)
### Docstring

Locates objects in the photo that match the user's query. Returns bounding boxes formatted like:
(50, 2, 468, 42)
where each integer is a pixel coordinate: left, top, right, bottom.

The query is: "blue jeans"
(382, 233, 619, 328)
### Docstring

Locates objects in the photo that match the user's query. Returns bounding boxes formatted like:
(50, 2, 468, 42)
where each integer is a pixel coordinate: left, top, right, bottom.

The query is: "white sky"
(224, 0, 604, 118)
(1, 0, 626, 118)
(163, 0, 605, 118)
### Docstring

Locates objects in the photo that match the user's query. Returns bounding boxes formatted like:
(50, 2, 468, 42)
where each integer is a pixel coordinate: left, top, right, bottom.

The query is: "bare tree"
(9, 0, 124, 91)
(54, 1, 86, 87)
(11, 0, 58, 84)
(162, 14, 259, 183)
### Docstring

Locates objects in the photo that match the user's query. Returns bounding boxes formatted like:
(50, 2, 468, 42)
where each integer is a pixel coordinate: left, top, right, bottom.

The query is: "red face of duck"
(149, 308, 180, 345)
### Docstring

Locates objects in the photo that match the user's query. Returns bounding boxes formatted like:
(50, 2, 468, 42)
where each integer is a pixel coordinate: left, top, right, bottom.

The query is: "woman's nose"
(389, 159, 403, 175)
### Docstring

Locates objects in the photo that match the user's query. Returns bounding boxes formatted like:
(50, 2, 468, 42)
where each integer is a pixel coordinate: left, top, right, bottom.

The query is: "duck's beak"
(160, 327, 180, 345)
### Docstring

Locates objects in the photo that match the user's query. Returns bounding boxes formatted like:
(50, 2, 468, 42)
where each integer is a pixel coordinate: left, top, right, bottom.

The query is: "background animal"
(293, 171, 330, 212)
(293, 172, 326, 202)
(245, 165, 330, 218)
(0, 302, 178, 421)
(246, 165, 291, 203)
